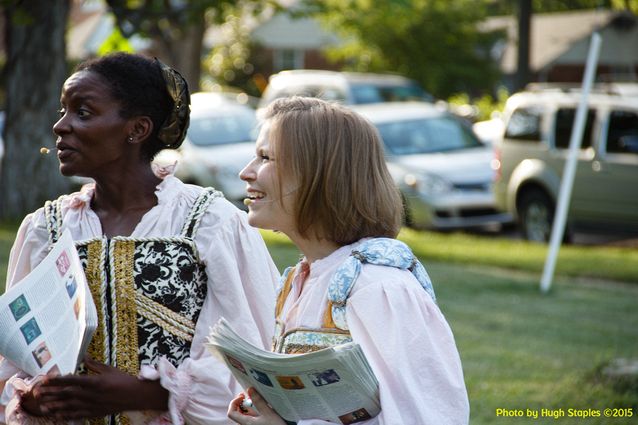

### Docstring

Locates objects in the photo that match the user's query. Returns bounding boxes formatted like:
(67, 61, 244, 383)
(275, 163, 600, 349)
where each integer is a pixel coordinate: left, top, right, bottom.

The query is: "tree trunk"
(174, 17, 205, 93)
(0, 0, 71, 220)
(152, 15, 205, 92)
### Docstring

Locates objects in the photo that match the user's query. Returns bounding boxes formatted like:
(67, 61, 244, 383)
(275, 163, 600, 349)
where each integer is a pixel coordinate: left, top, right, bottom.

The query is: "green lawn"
(435, 262, 637, 424)
(1, 223, 637, 424)
(259, 230, 638, 424)
(261, 228, 638, 284)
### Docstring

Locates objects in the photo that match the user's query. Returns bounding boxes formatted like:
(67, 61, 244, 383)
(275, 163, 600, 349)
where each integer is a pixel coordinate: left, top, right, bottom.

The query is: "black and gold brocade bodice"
(43, 188, 222, 425)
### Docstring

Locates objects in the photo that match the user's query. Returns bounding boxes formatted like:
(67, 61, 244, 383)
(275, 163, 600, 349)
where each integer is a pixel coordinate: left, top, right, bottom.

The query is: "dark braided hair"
(75, 52, 189, 160)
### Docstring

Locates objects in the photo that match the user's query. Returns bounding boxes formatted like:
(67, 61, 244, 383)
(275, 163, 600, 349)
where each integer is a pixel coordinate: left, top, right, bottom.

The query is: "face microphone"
(40, 147, 58, 155)
(244, 187, 299, 206)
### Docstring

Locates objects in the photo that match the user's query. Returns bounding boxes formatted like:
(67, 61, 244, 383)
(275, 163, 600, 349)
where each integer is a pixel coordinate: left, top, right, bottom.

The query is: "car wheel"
(519, 189, 554, 242)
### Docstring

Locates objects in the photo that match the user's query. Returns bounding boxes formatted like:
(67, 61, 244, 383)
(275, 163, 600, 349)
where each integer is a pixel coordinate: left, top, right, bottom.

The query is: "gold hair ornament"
(156, 58, 190, 149)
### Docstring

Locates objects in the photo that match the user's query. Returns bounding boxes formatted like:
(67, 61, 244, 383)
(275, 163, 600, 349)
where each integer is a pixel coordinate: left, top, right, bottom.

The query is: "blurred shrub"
(448, 87, 509, 121)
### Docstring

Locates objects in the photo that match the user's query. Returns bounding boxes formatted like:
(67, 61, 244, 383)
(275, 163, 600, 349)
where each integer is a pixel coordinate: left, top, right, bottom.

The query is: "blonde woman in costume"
(0, 52, 278, 425)
(228, 97, 469, 425)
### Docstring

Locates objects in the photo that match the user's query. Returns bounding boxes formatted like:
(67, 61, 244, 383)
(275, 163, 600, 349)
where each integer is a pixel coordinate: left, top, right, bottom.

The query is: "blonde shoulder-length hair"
(261, 96, 402, 246)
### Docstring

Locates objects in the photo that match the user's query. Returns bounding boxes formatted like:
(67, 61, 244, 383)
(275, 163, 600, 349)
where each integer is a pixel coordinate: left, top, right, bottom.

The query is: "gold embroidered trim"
(87, 415, 128, 425)
(112, 240, 139, 376)
(135, 293, 195, 342)
(283, 344, 334, 354)
(278, 331, 354, 354)
(280, 326, 351, 340)
(275, 326, 352, 354)
(84, 241, 107, 365)
(323, 300, 337, 329)
(117, 413, 130, 425)
(275, 267, 296, 319)
(84, 242, 113, 425)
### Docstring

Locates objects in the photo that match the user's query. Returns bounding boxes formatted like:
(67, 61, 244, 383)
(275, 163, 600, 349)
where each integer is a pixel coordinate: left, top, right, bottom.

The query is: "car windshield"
(351, 83, 433, 104)
(376, 115, 483, 155)
(188, 109, 257, 146)
(267, 85, 348, 103)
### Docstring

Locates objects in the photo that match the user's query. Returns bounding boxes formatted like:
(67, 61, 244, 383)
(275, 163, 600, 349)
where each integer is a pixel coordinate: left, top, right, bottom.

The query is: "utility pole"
(515, 0, 532, 91)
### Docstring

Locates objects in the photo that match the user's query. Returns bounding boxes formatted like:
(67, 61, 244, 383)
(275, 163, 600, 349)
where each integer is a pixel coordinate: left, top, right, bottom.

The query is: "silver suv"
(259, 70, 433, 108)
(494, 84, 638, 242)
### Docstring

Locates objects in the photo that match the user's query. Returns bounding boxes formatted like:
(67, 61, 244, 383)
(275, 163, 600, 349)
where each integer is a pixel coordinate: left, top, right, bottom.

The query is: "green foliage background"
(302, 0, 502, 98)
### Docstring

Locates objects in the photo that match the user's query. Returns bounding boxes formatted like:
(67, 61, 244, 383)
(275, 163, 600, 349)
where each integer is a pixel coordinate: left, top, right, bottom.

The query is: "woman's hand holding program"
(228, 388, 287, 425)
(23, 357, 168, 420)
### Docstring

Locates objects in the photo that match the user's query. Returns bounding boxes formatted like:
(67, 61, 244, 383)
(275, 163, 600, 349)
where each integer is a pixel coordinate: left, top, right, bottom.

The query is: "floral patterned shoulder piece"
(326, 238, 436, 330)
(273, 238, 435, 353)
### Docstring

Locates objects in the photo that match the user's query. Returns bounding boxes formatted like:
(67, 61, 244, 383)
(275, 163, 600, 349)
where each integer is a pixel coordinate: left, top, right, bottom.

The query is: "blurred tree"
(302, 0, 502, 98)
(0, 0, 71, 220)
(486, 0, 637, 14)
(202, 11, 272, 97)
(106, 0, 274, 92)
(97, 26, 135, 56)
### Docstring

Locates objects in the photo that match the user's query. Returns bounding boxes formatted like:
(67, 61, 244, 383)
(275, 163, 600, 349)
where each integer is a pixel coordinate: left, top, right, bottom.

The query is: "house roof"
(251, 11, 339, 49)
(67, 6, 108, 60)
(481, 9, 635, 73)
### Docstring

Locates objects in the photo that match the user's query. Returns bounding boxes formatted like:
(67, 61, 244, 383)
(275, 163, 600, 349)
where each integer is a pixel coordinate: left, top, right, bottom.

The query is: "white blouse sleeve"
(298, 268, 469, 425)
(4, 212, 50, 291)
(348, 272, 469, 425)
(147, 202, 279, 425)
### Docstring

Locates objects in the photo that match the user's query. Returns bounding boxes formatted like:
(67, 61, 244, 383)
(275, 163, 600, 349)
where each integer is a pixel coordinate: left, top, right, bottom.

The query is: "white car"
(472, 114, 505, 146)
(155, 92, 258, 208)
(352, 102, 512, 229)
(259, 70, 434, 109)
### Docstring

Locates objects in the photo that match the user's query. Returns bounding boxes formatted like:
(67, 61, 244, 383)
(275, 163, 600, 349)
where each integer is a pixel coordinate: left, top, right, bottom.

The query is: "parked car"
(155, 92, 258, 208)
(493, 84, 638, 242)
(472, 114, 505, 146)
(259, 70, 434, 109)
(351, 102, 512, 230)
